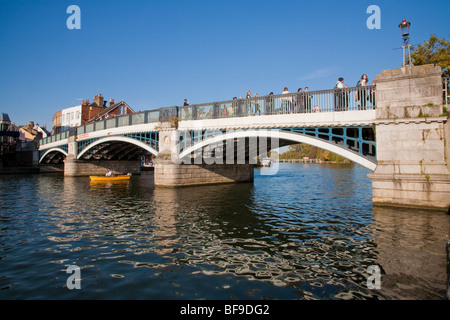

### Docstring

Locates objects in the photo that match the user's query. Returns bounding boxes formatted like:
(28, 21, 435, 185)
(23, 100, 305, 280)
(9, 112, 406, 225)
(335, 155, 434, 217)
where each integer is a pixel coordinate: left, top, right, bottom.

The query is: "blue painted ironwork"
(39, 145, 68, 159)
(59, 144, 68, 154)
(178, 130, 225, 154)
(285, 126, 376, 160)
(177, 126, 376, 161)
(77, 138, 100, 155)
(121, 132, 159, 150)
(76, 132, 159, 157)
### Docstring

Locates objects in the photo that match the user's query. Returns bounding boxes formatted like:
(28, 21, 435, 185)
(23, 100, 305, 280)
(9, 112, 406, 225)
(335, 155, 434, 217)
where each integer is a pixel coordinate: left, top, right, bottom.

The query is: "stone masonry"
(64, 155, 140, 176)
(153, 127, 254, 187)
(368, 64, 450, 211)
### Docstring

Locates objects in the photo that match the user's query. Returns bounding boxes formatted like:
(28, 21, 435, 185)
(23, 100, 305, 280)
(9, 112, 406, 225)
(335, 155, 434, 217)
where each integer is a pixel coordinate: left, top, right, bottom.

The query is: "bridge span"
(39, 85, 378, 169)
(38, 64, 450, 211)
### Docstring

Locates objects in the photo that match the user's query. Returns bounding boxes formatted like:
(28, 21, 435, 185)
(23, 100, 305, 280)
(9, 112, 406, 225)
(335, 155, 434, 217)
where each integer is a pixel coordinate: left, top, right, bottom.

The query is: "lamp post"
(398, 18, 412, 67)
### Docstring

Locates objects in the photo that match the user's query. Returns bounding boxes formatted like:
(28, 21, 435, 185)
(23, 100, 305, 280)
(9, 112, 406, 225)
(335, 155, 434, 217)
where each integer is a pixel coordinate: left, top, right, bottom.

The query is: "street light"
(398, 18, 412, 67)
(398, 17, 411, 44)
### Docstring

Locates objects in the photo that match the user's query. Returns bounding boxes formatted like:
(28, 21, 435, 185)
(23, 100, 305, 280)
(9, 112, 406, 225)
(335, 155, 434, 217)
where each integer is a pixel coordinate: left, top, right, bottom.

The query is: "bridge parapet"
(177, 110, 376, 131)
(177, 85, 375, 121)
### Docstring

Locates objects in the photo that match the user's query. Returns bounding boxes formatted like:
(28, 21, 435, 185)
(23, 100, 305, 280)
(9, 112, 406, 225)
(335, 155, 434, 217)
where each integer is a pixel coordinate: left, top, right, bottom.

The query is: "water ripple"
(0, 166, 448, 299)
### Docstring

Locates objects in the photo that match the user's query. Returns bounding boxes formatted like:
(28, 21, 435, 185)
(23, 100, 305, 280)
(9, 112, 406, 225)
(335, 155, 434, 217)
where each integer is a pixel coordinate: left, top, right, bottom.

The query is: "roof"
(0, 113, 11, 122)
(88, 101, 134, 122)
(36, 125, 51, 137)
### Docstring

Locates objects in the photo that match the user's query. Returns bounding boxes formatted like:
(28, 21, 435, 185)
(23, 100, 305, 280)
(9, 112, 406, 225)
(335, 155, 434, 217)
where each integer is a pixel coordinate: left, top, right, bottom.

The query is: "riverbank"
(0, 166, 41, 174)
(276, 159, 352, 164)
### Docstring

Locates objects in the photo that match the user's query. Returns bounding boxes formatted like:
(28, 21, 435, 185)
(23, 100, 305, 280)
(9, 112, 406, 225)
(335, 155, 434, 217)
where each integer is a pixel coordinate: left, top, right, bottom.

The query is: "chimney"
(82, 99, 89, 106)
(94, 94, 104, 107)
(109, 99, 115, 106)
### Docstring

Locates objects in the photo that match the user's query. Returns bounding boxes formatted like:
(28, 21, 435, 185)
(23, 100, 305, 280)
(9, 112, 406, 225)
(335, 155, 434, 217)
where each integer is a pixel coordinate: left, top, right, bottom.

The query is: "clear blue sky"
(1, 0, 449, 128)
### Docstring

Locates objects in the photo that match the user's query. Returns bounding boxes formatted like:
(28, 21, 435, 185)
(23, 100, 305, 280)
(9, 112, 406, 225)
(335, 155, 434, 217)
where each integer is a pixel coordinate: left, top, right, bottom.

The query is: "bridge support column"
(154, 128, 254, 187)
(64, 136, 141, 176)
(368, 64, 450, 211)
(64, 155, 141, 177)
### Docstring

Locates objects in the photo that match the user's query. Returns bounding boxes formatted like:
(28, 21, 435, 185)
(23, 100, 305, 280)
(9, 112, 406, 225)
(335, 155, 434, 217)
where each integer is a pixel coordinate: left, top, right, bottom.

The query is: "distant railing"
(39, 130, 70, 146)
(178, 85, 376, 121)
(444, 77, 450, 108)
(278, 158, 319, 163)
(39, 85, 375, 147)
(77, 110, 160, 135)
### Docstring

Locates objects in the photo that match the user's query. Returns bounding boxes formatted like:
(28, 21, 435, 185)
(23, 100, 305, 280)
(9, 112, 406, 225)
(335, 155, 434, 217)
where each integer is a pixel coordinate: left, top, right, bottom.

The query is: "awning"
(0, 131, 20, 137)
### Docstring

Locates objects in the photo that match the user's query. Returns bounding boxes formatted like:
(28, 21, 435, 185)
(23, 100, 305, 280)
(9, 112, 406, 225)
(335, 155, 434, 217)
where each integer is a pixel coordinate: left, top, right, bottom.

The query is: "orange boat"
(89, 175, 131, 181)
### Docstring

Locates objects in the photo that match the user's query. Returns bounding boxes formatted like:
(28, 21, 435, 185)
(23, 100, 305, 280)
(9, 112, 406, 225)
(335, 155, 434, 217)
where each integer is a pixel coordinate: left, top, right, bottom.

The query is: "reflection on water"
(0, 164, 448, 299)
(371, 207, 449, 300)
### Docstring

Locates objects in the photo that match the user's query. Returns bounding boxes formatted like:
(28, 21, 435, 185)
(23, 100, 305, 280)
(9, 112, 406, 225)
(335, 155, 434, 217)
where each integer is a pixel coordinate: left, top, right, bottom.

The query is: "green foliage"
(411, 34, 450, 77)
(279, 144, 349, 163)
(168, 116, 179, 128)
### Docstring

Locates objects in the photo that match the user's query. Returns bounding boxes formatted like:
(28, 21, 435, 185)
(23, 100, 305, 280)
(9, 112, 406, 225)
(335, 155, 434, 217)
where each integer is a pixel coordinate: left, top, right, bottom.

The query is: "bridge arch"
(77, 136, 159, 160)
(39, 148, 68, 164)
(178, 129, 377, 171)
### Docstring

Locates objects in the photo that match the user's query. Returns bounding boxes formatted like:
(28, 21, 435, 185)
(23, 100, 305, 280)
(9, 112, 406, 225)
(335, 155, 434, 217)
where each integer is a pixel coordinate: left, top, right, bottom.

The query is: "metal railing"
(444, 77, 450, 109)
(39, 85, 376, 147)
(76, 110, 161, 135)
(178, 85, 376, 121)
(39, 130, 70, 146)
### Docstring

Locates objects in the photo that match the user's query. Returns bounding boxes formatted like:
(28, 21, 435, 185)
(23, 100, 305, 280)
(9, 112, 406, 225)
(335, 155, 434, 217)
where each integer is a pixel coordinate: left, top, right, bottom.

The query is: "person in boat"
(105, 169, 113, 177)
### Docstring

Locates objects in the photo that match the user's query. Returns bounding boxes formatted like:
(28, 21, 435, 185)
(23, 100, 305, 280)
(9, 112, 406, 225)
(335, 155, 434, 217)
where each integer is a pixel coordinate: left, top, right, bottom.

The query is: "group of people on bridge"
(176, 74, 375, 120)
(333, 74, 376, 111)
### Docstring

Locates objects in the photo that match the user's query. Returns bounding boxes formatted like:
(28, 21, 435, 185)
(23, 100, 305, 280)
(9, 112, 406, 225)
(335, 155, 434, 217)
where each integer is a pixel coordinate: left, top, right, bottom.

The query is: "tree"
(411, 34, 450, 77)
(279, 143, 349, 163)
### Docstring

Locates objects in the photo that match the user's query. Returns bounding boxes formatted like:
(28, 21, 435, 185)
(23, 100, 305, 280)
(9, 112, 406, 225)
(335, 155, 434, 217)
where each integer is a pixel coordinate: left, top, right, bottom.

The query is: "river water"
(0, 163, 448, 300)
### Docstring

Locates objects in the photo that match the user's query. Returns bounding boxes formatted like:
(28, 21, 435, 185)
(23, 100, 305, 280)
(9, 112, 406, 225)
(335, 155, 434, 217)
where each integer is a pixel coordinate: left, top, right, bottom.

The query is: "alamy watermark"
(65, 5, 381, 32)
(67, 5, 81, 30)
(66, 265, 81, 289)
(366, 5, 381, 30)
(366, 265, 381, 289)
(65, 5, 380, 31)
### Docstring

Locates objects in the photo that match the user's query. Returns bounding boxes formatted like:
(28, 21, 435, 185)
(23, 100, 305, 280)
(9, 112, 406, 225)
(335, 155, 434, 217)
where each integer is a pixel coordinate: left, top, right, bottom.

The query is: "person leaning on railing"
(281, 87, 291, 113)
(253, 93, 261, 115)
(265, 93, 274, 115)
(304, 87, 312, 112)
(355, 74, 369, 110)
(342, 85, 350, 110)
(368, 81, 376, 107)
(295, 88, 304, 113)
(334, 77, 345, 111)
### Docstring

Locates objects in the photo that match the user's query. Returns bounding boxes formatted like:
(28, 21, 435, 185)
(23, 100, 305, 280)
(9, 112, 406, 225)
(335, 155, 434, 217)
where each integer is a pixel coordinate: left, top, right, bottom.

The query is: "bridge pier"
(154, 156, 254, 187)
(64, 155, 141, 177)
(368, 64, 450, 211)
(153, 128, 254, 187)
(63, 137, 141, 177)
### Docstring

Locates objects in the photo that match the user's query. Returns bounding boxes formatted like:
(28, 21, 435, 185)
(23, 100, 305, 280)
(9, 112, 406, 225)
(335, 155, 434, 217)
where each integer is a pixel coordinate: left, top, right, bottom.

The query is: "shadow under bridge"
(76, 135, 159, 161)
(176, 127, 377, 171)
